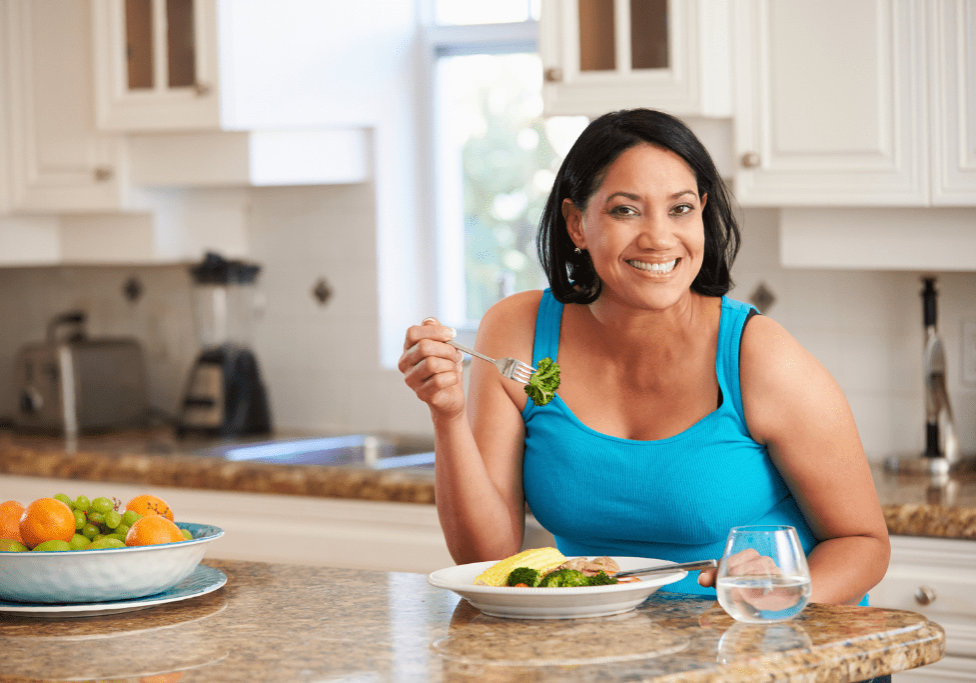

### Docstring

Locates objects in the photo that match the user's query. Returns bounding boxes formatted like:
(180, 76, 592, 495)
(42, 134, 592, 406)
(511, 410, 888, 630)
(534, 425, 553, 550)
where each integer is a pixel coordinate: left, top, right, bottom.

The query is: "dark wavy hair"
(537, 109, 740, 304)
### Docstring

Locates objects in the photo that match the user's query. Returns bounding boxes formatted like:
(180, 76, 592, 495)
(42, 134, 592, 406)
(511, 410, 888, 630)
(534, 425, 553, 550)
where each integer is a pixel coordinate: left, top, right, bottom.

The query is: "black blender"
(177, 252, 272, 437)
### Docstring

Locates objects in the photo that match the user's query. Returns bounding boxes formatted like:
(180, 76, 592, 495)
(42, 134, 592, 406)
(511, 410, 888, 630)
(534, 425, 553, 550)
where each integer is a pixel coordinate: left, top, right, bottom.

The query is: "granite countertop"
(2, 429, 976, 540)
(0, 558, 944, 683)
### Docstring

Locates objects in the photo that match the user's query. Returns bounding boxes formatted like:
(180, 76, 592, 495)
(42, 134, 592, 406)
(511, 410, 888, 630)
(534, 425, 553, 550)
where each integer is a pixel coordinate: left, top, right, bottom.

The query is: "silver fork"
(447, 340, 535, 384)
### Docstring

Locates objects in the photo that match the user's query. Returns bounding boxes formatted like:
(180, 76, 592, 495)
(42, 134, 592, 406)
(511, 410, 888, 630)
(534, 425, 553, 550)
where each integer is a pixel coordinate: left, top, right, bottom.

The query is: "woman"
(399, 109, 889, 607)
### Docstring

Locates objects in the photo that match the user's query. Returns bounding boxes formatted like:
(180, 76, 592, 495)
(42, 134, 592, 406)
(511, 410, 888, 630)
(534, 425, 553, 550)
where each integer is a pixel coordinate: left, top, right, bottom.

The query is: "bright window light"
(433, 0, 540, 25)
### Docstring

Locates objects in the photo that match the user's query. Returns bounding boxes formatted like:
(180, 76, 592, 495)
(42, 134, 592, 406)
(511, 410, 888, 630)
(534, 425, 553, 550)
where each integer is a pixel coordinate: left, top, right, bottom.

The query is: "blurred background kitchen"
(0, 0, 973, 463)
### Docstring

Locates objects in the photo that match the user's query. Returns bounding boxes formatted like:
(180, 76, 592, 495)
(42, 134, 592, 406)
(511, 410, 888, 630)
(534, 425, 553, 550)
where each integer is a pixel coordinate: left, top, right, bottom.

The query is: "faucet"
(921, 277, 959, 463)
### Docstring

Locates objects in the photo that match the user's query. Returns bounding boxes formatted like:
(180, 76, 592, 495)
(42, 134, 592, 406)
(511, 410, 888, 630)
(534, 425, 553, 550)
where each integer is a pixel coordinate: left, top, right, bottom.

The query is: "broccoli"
(506, 566, 542, 587)
(524, 357, 561, 406)
(586, 571, 619, 586)
(538, 568, 589, 588)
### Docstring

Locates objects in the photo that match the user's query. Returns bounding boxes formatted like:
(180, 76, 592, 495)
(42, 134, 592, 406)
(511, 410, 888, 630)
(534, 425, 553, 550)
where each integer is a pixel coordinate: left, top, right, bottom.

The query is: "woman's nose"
(635, 214, 676, 249)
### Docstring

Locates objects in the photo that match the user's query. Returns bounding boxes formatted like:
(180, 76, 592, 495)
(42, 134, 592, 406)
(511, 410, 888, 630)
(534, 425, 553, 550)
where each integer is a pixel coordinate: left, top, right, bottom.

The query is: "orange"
(0, 500, 25, 543)
(18, 498, 75, 549)
(125, 514, 185, 546)
(125, 494, 175, 521)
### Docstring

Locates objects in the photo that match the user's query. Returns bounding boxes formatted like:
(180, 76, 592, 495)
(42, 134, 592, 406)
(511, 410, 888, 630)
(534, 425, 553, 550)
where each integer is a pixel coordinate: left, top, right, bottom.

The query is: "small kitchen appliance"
(885, 276, 972, 475)
(177, 252, 272, 437)
(13, 311, 149, 435)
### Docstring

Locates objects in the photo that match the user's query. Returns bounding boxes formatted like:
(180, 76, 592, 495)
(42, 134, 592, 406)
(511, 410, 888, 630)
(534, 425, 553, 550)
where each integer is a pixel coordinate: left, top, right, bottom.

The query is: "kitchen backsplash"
(0, 185, 973, 462)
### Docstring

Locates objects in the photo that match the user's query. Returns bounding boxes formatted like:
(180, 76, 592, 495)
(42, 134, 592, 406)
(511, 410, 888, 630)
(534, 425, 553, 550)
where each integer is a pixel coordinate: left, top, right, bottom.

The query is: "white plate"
(427, 557, 685, 619)
(0, 564, 227, 617)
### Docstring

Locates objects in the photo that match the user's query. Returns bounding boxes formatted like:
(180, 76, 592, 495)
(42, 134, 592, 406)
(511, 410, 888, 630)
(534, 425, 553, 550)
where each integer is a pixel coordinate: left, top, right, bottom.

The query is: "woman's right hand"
(399, 317, 466, 417)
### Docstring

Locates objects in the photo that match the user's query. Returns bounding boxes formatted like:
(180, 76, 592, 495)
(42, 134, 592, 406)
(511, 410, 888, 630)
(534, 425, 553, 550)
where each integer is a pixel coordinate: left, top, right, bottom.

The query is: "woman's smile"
(626, 258, 679, 274)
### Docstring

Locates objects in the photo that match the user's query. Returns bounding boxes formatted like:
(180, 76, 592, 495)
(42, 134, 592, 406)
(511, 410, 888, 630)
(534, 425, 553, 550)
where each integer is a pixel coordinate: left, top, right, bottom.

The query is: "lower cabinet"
(870, 535, 976, 681)
(0, 474, 454, 573)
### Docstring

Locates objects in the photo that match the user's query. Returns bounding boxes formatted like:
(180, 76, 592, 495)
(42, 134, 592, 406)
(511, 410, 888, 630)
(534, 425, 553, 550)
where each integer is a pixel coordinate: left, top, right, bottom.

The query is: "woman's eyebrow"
(605, 189, 697, 202)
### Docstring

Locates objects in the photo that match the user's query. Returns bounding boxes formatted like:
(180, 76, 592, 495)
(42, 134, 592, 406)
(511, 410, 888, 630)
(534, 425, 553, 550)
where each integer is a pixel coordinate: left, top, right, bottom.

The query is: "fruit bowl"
(0, 522, 223, 604)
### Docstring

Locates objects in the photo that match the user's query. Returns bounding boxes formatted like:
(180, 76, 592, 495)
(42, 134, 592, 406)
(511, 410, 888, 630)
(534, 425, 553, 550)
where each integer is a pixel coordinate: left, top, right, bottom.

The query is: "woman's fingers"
(699, 549, 781, 588)
(399, 317, 466, 414)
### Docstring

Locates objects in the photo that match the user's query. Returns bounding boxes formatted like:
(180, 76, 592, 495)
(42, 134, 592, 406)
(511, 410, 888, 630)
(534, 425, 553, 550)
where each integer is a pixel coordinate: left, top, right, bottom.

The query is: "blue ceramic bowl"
(0, 522, 223, 604)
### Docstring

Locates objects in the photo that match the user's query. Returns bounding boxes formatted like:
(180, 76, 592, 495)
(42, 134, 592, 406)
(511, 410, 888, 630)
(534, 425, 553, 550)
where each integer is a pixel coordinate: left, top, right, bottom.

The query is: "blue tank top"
(521, 290, 820, 597)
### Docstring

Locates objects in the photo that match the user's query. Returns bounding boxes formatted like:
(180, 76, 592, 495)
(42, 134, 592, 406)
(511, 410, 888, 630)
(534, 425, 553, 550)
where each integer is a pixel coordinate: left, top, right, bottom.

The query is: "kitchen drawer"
(872, 536, 976, 659)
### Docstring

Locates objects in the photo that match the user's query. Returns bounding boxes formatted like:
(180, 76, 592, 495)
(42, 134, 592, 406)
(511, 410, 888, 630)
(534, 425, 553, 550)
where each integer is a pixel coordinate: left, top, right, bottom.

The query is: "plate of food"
(427, 548, 687, 619)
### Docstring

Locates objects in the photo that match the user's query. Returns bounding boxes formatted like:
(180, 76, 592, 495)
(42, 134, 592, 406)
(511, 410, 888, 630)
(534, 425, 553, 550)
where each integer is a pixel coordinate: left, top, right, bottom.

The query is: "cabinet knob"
(741, 152, 761, 168)
(544, 67, 563, 83)
(93, 167, 114, 182)
(194, 82, 211, 96)
(914, 585, 937, 606)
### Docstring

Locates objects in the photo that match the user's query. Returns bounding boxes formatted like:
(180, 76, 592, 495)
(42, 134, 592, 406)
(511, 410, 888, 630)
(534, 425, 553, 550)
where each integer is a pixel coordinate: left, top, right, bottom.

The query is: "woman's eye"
(610, 205, 638, 216)
(671, 203, 694, 216)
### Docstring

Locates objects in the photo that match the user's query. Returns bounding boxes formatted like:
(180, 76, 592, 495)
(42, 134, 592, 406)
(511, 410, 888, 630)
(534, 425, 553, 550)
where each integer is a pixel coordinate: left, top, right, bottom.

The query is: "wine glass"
(715, 525, 811, 624)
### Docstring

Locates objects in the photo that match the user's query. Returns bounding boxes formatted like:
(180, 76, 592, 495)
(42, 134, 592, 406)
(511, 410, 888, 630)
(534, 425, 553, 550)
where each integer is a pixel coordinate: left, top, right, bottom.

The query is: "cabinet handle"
(194, 82, 211, 97)
(93, 167, 113, 182)
(544, 67, 563, 83)
(914, 585, 937, 606)
(741, 152, 761, 168)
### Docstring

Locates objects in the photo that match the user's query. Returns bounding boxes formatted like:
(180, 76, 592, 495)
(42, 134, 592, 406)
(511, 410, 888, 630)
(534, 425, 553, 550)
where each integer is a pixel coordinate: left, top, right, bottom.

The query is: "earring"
(574, 247, 582, 255)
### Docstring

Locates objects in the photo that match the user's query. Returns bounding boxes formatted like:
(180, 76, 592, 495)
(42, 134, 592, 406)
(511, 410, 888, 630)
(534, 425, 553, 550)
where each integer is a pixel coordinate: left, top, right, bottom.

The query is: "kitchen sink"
(195, 434, 436, 470)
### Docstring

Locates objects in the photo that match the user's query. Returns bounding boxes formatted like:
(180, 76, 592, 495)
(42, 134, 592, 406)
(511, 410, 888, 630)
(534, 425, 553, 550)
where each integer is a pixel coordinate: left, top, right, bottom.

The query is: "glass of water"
(716, 525, 812, 623)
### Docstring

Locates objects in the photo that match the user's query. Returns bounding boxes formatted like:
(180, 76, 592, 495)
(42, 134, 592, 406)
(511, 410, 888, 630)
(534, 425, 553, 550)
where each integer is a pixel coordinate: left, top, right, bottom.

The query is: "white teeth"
(627, 258, 677, 274)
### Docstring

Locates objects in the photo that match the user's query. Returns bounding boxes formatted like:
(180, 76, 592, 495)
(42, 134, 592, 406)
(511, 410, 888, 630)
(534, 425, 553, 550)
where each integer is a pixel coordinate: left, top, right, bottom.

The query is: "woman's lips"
(626, 258, 678, 274)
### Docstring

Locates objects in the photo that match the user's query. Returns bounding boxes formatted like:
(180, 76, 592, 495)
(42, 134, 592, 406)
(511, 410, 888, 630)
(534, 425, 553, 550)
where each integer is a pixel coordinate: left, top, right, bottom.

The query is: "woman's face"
(564, 143, 706, 312)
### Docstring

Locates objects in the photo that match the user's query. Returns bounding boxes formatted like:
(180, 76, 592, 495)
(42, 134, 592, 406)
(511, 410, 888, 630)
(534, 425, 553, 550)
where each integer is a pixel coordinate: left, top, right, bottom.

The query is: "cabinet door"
(92, 0, 221, 131)
(733, 0, 928, 206)
(540, 0, 731, 118)
(5, 0, 125, 212)
(0, 3, 11, 216)
(930, 0, 976, 206)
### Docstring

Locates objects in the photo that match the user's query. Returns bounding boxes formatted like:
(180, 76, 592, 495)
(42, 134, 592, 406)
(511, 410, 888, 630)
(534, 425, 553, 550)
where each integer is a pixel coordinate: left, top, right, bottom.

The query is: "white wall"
(0, 198, 973, 459)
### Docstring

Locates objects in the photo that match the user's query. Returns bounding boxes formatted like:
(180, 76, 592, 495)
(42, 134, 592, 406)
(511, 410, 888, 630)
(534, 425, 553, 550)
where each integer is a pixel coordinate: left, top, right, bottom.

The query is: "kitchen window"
(424, 1, 588, 336)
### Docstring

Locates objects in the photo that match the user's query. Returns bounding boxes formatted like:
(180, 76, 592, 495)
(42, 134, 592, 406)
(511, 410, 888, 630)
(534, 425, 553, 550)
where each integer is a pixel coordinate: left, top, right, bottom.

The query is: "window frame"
(420, 19, 540, 344)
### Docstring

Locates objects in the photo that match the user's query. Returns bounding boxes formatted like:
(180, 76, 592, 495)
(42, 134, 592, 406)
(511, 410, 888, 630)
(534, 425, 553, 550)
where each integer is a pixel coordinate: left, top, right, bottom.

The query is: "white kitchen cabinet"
(91, 0, 414, 133)
(0, 3, 11, 217)
(0, 473, 455, 573)
(871, 535, 976, 681)
(539, 0, 732, 118)
(92, 0, 225, 131)
(4, 0, 127, 213)
(732, 0, 976, 208)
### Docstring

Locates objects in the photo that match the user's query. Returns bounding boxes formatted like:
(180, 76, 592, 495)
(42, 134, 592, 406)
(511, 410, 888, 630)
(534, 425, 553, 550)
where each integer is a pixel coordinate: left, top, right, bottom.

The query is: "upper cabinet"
(732, 0, 976, 207)
(4, 0, 128, 213)
(92, 0, 222, 131)
(539, 0, 732, 118)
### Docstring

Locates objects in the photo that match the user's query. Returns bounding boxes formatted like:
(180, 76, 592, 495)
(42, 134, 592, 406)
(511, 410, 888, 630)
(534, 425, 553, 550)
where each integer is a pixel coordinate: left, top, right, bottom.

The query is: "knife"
(614, 559, 718, 578)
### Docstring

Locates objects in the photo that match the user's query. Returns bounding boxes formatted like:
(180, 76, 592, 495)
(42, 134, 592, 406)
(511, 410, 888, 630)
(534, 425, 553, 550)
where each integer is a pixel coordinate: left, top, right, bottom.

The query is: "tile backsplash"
(0, 188, 973, 462)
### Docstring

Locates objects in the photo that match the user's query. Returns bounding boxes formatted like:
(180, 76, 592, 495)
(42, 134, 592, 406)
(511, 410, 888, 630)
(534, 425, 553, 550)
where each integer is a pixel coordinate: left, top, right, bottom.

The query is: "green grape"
(54, 493, 72, 507)
(0, 539, 28, 552)
(82, 523, 100, 539)
(101, 533, 126, 543)
(73, 509, 87, 530)
(87, 510, 106, 526)
(32, 540, 71, 551)
(115, 523, 130, 537)
(104, 510, 122, 529)
(69, 534, 91, 550)
(89, 538, 126, 550)
(180, 529, 193, 540)
(92, 533, 106, 541)
(91, 497, 114, 514)
(121, 510, 141, 526)
(73, 495, 91, 511)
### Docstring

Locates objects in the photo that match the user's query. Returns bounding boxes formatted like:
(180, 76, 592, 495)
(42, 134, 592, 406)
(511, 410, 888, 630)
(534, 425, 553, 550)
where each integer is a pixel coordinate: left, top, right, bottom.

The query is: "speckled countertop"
(1, 430, 976, 540)
(0, 559, 945, 683)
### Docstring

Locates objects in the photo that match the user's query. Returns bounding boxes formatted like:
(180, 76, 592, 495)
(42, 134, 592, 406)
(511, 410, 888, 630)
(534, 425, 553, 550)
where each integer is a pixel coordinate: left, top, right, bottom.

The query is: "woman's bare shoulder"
(476, 290, 544, 353)
(739, 313, 845, 443)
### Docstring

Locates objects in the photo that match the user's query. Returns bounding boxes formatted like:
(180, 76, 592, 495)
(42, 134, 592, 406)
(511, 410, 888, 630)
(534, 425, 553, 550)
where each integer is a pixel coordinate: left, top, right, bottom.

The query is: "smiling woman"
(399, 110, 890, 636)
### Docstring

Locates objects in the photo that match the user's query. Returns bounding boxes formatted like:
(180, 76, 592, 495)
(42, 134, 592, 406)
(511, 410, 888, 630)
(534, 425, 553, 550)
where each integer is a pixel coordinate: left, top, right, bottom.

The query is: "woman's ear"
(562, 198, 585, 249)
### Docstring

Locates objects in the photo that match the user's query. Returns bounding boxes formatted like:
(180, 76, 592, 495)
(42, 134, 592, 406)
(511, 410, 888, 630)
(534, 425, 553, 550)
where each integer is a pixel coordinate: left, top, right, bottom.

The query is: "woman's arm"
(733, 314, 889, 604)
(398, 292, 540, 564)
